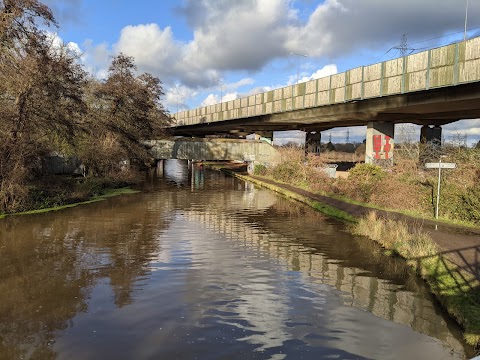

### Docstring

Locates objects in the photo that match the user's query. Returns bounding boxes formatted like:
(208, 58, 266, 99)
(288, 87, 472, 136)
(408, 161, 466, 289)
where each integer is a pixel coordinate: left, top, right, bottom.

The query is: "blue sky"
(45, 0, 480, 145)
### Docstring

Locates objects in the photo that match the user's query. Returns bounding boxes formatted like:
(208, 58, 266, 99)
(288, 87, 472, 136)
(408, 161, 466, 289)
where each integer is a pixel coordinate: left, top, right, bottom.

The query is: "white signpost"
(425, 158, 456, 219)
(425, 163, 457, 169)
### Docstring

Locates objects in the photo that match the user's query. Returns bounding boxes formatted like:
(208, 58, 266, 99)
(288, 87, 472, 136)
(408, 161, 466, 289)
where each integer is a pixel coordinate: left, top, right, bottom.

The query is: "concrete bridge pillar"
(305, 131, 321, 154)
(156, 159, 164, 178)
(247, 161, 255, 175)
(420, 125, 442, 145)
(365, 122, 394, 165)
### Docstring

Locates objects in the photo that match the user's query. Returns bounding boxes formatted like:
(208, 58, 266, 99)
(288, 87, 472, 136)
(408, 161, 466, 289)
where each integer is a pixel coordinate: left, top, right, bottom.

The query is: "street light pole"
(464, 0, 469, 41)
(217, 79, 225, 104)
(175, 85, 179, 113)
(220, 81, 224, 103)
(290, 52, 308, 84)
(172, 84, 182, 114)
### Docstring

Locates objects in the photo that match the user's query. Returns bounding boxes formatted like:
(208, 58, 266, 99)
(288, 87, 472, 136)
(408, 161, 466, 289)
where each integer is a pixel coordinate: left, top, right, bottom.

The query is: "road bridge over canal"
(145, 138, 278, 174)
(169, 37, 480, 163)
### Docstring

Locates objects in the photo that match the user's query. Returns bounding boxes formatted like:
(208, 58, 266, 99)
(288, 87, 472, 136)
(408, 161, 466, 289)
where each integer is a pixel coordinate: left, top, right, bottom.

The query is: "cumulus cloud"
(292, 64, 338, 84)
(444, 119, 480, 145)
(165, 84, 197, 112)
(200, 94, 219, 107)
(109, 0, 480, 89)
(287, 0, 480, 59)
(73, 0, 480, 139)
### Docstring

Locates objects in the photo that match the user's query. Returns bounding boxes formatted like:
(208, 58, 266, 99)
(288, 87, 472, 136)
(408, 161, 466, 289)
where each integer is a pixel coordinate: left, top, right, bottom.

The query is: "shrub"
(344, 163, 387, 202)
(253, 164, 267, 175)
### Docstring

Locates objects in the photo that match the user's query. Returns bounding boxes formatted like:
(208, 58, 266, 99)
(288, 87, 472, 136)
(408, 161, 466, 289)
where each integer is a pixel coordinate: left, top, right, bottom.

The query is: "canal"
(0, 161, 473, 359)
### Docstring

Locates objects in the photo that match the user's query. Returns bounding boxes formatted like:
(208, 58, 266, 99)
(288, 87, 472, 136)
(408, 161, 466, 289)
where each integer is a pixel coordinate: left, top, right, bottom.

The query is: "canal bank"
(212, 163, 480, 350)
(0, 160, 476, 359)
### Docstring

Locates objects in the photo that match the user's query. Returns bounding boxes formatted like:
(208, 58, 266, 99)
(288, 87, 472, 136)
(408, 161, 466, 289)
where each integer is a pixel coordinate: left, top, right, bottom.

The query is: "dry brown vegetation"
(260, 145, 480, 225)
(352, 211, 480, 347)
(0, 0, 170, 213)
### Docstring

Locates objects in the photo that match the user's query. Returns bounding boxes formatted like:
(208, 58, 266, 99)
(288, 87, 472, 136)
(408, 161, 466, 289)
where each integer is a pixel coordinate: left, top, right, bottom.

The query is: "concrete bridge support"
(420, 125, 442, 145)
(419, 125, 442, 162)
(305, 131, 322, 154)
(252, 132, 273, 145)
(156, 159, 165, 178)
(365, 122, 394, 165)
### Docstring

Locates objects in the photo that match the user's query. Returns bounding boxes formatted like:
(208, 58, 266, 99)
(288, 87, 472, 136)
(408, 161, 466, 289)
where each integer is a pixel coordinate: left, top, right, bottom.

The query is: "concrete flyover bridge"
(170, 37, 480, 164)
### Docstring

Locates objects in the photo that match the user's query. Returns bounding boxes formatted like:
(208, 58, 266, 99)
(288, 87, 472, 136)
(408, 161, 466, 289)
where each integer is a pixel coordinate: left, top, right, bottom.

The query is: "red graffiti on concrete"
(384, 136, 392, 159)
(373, 135, 382, 159)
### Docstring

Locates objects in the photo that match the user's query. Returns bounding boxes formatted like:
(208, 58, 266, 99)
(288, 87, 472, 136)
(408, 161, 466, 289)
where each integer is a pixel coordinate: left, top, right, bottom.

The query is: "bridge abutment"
(365, 122, 394, 165)
(252, 132, 273, 145)
(305, 131, 322, 154)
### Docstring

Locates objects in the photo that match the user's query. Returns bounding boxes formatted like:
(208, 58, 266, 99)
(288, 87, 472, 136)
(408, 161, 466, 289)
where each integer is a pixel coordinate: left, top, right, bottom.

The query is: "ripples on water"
(0, 160, 474, 359)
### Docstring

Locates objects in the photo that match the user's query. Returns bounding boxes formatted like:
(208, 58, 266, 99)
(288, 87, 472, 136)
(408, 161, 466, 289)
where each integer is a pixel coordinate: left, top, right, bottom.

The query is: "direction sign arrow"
(425, 162, 456, 169)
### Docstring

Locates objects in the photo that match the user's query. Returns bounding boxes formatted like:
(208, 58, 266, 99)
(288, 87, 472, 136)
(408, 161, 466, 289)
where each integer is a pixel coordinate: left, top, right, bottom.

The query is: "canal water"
(0, 161, 473, 359)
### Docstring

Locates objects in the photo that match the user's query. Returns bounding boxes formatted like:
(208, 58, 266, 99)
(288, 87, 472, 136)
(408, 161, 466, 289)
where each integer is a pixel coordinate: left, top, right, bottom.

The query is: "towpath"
(247, 174, 480, 282)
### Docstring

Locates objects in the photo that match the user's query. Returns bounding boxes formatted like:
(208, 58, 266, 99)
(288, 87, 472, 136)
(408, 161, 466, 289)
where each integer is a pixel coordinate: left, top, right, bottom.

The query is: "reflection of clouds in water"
(5, 175, 466, 359)
(177, 189, 466, 358)
(224, 271, 292, 352)
(164, 159, 189, 185)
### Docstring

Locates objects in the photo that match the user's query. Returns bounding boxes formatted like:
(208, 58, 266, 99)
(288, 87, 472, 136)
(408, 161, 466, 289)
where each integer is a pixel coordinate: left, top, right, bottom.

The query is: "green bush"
(271, 161, 304, 184)
(349, 163, 386, 181)
(253, 164, 267, 175)
(347, 163, 387, 202)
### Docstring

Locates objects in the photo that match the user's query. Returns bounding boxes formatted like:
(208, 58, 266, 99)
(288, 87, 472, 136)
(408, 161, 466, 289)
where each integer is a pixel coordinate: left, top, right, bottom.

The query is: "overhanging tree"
(0, 0, 86, 211)
(79, 54, 170, 176)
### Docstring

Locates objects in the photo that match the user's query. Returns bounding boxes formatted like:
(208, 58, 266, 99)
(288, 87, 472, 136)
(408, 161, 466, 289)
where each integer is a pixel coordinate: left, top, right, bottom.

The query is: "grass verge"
(352, 211, 480, 347)
(220, 168, 356, 223)
(0, 187, 139, 219)
(218, 164, 480, 348)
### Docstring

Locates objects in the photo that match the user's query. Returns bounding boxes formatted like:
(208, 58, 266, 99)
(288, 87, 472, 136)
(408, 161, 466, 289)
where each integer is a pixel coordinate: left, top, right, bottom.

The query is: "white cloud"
(81, 39, 111, 79)
(79, 0, 480, 89)
(310, 64, 338, 79)
(165, 85, 198, 112)
(199, 91, 238, 107)
(45, 32, 81, 57)
(292, 64, 338, 84)
(443, 119, 480, 145)
(229, 78, 255, 90)
(70, 0, 480, 142)
(273, 131, 305, 146)
(200, 94, 219, 107)
(222, 92, 239, 102)
(287, 0, 480, 59)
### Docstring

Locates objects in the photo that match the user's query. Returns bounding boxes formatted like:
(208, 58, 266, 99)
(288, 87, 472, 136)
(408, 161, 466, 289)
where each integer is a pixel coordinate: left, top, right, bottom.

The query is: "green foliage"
(253, 163, 267, 175)
(347, 163, 387, 202)
(458, 183, 480, 223)
(271, 161, 304, 183)
(353, 212, 480, 346)
(349, 163, 386, 181)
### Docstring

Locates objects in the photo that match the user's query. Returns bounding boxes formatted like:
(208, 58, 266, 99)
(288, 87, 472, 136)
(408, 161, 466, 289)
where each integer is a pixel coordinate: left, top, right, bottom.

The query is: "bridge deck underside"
(171, 80, 480, 137)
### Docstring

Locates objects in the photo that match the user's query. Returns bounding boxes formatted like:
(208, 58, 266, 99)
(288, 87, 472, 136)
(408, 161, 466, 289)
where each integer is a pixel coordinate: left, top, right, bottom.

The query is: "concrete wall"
(173, 37, 480, 127)
(145, 138, 278, 164)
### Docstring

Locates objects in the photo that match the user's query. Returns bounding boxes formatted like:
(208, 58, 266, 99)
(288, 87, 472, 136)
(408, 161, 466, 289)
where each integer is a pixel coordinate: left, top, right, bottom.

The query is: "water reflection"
(0, 164, 473, 359)
(0, 195, 171, 359)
